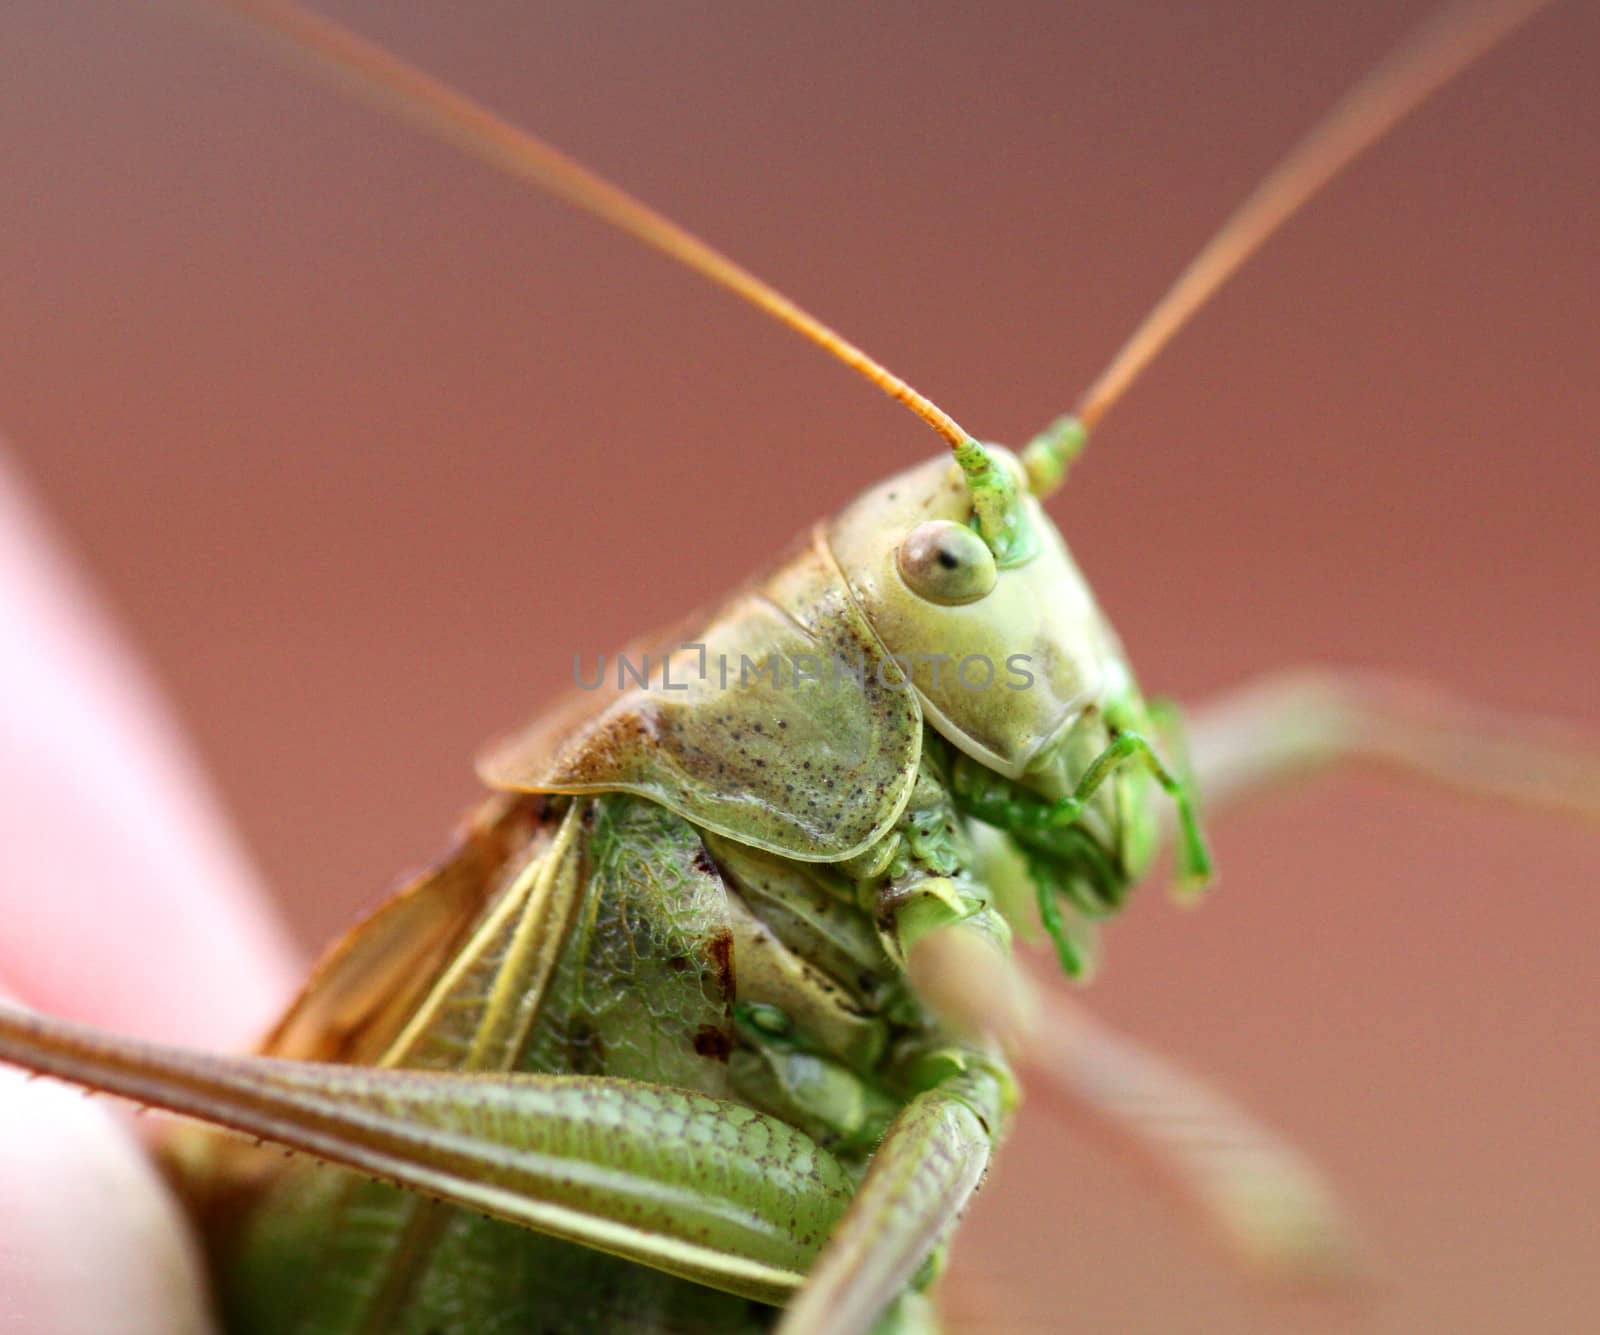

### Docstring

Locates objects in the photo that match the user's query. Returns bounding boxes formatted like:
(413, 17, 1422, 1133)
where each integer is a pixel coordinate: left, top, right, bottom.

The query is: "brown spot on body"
(692, 1025, 733, 1061)
(564, 1019, 606, 1074)
(707, 928, 736, 997)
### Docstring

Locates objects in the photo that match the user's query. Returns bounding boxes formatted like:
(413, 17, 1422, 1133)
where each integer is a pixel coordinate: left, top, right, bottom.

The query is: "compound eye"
(896, 520, 997, 605)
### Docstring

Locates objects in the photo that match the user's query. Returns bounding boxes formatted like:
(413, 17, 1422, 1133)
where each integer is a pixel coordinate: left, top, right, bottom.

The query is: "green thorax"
(214, 771, 987, 1335)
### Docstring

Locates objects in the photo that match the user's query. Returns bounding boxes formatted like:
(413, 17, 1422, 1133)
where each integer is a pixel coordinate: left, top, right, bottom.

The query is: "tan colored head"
(826, 448, 1128, 783)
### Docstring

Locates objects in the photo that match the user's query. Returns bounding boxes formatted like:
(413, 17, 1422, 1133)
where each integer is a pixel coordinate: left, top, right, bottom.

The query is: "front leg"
(776, 1061, 1012, 1335)
(1010, 669, 1600, 1284)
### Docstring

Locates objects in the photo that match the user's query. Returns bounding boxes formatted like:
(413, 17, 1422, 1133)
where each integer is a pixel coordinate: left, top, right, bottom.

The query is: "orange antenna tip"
(1075, 0, 1559, 432)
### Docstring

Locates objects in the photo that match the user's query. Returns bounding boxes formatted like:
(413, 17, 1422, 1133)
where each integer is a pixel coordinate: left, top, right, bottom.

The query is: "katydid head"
(827, 436, 1197, 896)
(826, 446, 1125, 778)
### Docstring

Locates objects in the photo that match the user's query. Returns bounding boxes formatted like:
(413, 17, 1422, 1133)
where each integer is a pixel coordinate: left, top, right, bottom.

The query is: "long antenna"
(197, 0, 974, 454)
(1075, 0, 1558, 434)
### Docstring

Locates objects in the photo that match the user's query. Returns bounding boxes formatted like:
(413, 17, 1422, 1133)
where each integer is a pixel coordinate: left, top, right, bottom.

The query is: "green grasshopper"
(1, 1, 1596, 1332)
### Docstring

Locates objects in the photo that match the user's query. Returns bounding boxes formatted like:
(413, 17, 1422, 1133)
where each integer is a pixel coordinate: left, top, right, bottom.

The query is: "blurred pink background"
(1, 2, 1596, 1330)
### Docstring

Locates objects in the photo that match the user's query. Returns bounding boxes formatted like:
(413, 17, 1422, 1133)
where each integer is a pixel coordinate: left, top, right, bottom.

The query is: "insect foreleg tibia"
(0, 1001, 850, 1305)
(1057, 723, 1212, 891)
(774, 1064, 1011, 1335)
(1182, 669, 1600, 821)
